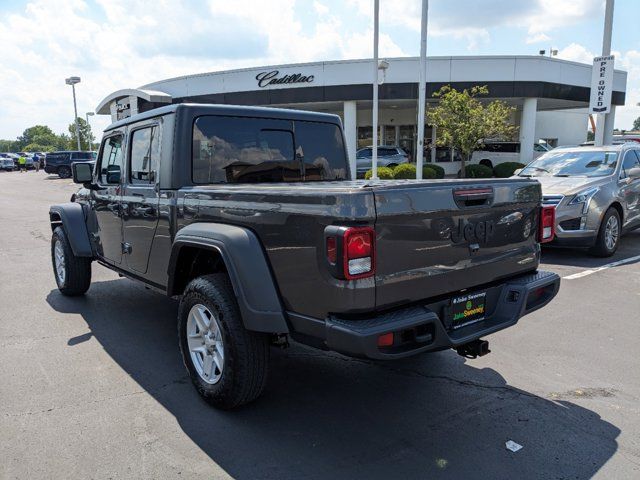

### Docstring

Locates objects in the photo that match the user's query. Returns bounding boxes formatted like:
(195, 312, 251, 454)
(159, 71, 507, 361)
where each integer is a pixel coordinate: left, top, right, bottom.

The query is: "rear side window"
(47, 153, 69, 161)
(129, 126, 160, 185)
(74, 152, 93, 160)
(620, 150, 640, 178)
(379, 148, 398, 156)
(192, 115, 347, 184)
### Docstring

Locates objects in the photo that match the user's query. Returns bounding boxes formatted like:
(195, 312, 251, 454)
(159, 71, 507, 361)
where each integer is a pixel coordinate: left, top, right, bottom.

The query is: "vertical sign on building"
(589, 55, 615, 114)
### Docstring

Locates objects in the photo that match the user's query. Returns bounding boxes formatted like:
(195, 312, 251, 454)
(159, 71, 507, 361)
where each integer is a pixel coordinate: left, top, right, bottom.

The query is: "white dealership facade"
(97, 55, 627, 175)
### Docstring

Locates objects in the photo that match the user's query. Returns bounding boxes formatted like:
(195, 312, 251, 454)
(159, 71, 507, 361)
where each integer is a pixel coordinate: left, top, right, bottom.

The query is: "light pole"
(371, 0, 380, 180)
(415, 0, 429, 179)
(65, 76, 82, 151)
(85, 112, 94, 150)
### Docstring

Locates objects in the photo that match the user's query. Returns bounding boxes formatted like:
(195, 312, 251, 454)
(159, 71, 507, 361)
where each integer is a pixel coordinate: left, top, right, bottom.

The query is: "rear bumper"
(44, 165, 58, 174)
(288, 270, 560, 360)
(549, 234, 597, 248)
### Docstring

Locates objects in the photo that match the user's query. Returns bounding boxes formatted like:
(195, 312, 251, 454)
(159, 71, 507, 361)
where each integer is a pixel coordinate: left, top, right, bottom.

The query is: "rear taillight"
(324, 226, 376, 280)
(538, 206, 555, 243)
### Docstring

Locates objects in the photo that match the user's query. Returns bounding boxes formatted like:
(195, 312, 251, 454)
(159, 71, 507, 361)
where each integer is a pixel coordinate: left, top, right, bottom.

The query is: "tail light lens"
(325, 226, 376, 280)
(538, 206, 555, 243)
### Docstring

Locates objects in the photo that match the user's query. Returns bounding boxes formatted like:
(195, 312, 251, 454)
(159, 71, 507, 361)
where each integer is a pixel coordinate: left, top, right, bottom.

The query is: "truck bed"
(182, 177, 542, 320)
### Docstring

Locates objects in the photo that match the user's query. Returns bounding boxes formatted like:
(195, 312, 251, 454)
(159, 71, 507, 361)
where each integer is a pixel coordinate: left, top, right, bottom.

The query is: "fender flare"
(49, 203, 93, 257)
(168, 223, 289, 334)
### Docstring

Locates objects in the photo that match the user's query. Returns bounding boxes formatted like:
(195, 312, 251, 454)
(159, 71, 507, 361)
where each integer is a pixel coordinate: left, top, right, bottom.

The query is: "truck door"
(93, 133, 125, 264)
(121, 124, 160, 274)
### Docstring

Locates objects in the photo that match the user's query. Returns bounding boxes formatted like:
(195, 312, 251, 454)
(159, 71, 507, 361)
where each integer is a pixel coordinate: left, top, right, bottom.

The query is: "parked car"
(516, 144, 640, 256)
(0, 154, 15, 171)
(471, 141, 549, 169)
(44, 151, 96, 178)
(49, 104, 560, 409)
(356, 146, 409, 177)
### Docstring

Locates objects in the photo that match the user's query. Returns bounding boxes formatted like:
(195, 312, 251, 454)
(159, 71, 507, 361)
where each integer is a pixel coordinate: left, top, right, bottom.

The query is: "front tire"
(178, 274, 270, 409)
(51, 226, 91, 295)
(58, 166, 71, 178)
(590, 207, 620, 257)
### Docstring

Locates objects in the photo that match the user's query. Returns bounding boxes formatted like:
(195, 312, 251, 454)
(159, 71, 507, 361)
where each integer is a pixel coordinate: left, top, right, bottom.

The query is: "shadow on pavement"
(47, 279, 620, 479)
(542, 230, 640, 269)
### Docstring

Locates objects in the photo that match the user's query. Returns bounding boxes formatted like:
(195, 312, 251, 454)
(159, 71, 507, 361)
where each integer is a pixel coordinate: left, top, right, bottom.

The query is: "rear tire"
(58, 166, 71, 178)
(589, 207, 620, 257)
(479, 159, 493, 169)
(178, 274, 270, 409)
(51, 226, 91, 295)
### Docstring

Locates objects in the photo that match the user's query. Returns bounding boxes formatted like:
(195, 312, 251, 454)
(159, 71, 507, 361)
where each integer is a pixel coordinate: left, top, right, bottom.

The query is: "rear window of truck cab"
(192, 115, 348, 184)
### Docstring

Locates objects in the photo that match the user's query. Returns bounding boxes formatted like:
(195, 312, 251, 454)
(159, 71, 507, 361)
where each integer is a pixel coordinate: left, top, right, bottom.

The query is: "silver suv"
(516, 144, 640, 256)
(356, 146, 409, 177)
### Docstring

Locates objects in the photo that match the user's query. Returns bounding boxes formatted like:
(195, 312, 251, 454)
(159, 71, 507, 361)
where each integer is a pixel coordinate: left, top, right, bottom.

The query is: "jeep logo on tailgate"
(450, 219, 495, 244)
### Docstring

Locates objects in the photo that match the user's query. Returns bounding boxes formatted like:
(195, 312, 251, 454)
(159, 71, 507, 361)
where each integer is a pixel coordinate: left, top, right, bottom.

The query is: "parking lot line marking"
(563, 254, 640, 280)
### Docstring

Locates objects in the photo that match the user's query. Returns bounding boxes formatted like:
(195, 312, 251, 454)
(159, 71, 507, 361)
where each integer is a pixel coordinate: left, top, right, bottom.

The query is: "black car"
(44, 151, 96, 178)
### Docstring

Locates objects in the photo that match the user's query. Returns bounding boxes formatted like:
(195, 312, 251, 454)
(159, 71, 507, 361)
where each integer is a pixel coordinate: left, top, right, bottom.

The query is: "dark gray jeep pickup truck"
(49, 104, 560, 409)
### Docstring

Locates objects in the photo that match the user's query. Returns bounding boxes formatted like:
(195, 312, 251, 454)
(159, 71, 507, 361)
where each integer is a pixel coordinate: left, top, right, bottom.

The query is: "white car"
(470, 141, 550, 169)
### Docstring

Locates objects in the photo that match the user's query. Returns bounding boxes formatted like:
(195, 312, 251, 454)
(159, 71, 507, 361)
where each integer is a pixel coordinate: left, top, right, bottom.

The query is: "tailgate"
(372, 179, 542, 310)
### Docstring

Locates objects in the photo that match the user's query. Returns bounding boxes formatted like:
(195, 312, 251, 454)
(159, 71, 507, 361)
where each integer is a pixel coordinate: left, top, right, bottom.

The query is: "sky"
(0, 0, 639, 140)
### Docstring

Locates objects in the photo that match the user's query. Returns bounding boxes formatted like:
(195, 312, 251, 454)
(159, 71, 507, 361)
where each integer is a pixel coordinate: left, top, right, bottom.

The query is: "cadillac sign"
(589, 55, 615, 114)
(256, 70, 314, 88)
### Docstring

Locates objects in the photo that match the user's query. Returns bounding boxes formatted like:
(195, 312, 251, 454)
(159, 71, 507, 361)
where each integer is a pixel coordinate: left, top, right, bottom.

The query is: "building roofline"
(139, 55, 627, 88)
(95, 88, 172, 115)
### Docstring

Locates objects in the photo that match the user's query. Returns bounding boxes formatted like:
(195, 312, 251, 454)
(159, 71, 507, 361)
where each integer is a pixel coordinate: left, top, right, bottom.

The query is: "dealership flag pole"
(371, 0, 379, 180)
(415, 0, 429, 179)
(595, 0, 615, 147)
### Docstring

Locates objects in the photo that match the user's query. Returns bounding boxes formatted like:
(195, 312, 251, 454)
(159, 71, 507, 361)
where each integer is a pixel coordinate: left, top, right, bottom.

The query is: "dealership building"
(96, 55, 627, 174)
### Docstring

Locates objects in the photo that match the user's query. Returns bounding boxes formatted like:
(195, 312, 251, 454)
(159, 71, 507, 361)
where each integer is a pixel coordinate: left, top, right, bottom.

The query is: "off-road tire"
(178, 274, 270, 409)
(589, 207, 620, 257)
(51, 226, 91, 295)
(58, 166, 71, 178)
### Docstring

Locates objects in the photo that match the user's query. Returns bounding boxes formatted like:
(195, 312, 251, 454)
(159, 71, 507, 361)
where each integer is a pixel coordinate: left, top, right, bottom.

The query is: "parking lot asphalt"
(1, 171, 639, 480)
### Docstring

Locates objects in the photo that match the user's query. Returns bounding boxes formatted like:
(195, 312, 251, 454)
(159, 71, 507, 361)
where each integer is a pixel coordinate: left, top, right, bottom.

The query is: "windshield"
(519, 150, 618, 178)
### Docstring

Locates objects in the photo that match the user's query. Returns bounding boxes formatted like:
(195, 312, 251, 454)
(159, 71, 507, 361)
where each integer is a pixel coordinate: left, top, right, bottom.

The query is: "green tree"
(632, 116, 640, 132)
(427, 85, 517, 177)
(0, 139, 19, 152)
(16, 125, 59, 150)
(68, 117, 95, 151)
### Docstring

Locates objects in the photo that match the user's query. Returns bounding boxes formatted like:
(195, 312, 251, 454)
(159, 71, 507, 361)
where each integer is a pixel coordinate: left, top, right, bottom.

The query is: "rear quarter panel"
(180, 183, 377, 319)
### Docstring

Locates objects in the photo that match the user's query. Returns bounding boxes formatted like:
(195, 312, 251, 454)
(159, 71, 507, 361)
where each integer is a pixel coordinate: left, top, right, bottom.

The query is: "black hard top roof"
(104, 103, 342, 132)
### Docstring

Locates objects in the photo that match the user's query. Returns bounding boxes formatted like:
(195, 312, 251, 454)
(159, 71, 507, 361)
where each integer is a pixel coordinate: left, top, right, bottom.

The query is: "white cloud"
(526, 33, 551, 45)
(557, 43, 596, 64)
(0, 0, 406, 139)
(313, 1, 329, 15)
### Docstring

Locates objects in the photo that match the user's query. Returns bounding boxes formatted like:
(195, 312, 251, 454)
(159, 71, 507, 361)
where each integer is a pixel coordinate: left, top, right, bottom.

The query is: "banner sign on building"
(589, 55, 615, 114)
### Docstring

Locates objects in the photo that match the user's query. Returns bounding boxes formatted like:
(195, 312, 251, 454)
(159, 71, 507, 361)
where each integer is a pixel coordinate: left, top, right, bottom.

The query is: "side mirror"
(106, 164, 121, 184)
(72, 162, 93, 184)
(628, 167, 640, 179)
(513, 168, 523, 176)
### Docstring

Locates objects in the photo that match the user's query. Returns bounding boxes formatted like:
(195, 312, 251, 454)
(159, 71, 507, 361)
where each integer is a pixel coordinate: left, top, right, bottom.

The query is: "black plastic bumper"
(288, 270, 560, 360)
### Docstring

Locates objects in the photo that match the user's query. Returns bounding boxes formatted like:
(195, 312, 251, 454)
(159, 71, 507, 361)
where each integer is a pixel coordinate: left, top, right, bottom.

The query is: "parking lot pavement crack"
(3, 376, 190, 418)
(284, 351, 539, 399)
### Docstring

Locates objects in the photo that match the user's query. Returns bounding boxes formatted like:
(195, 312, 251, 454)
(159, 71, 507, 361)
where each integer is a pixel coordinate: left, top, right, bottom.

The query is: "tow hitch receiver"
(456, 339, 490, 358)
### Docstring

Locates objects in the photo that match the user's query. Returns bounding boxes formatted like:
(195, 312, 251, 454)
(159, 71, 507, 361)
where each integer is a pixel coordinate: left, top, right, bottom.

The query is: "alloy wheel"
(604, 215, 619, 251)
(54, 239, 66, 285)
(186, 304, 225, 384)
